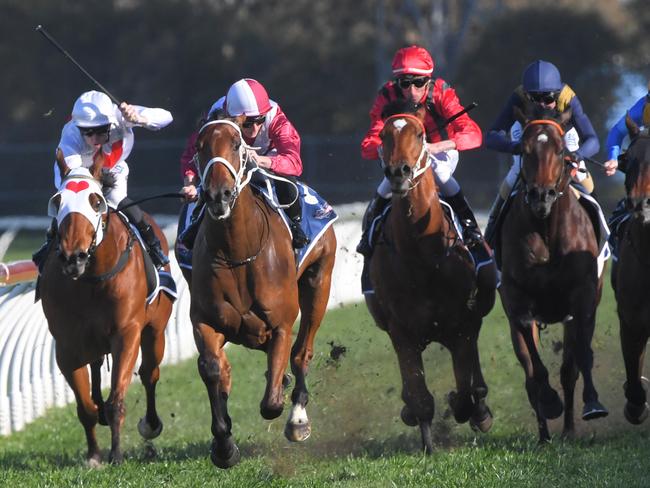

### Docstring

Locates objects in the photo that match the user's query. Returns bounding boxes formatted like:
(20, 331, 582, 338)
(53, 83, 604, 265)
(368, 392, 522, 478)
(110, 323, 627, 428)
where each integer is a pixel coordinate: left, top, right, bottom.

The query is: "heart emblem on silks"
(65, 181, 90, 193)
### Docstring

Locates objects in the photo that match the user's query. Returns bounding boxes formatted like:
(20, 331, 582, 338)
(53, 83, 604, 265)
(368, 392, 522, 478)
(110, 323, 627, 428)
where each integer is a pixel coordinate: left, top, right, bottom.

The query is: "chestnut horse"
(189, 117, 336, 468)
(498, 108, 608, 443)
(39, 155, 173, 465)
(365, 105, 496, 454)
(611, 116, 650, 425)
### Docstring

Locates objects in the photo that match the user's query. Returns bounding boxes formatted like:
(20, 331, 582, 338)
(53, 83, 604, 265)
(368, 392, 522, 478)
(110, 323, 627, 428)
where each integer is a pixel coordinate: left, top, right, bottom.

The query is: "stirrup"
(290, 221, 309, 249)
(149, 246, 170, 268)
(356, 232, 372, 258)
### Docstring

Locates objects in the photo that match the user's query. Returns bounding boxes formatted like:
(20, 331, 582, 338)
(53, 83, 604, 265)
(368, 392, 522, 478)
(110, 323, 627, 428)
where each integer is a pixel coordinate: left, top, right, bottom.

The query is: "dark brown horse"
(40, 154, 173, 465)
(499, 108, 608, 443)
(611, 115, 650, 425)
(189, 117, 337, 468)
(365, 106, 497, 454)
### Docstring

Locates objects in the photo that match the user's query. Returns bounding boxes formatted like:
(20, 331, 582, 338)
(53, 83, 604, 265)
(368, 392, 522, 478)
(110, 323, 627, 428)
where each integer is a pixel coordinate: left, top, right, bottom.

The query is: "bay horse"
(189, 116, 336, 468)
(365, 102, 497, 454)
(611, 115, 650, 425)
(39, 153, 173, 465)
(499, 107, 608, 443)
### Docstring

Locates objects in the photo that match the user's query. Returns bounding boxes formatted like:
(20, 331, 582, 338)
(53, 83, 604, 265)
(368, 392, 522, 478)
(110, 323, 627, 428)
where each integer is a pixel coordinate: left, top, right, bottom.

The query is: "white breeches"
(377, 149, 460, 198)
(54, 161, 129, 208)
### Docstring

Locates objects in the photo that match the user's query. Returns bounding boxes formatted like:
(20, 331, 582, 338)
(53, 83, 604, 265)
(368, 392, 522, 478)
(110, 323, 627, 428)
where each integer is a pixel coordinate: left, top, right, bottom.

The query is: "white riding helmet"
(225, 79, 272, 117)
(71, 90, 118, 128)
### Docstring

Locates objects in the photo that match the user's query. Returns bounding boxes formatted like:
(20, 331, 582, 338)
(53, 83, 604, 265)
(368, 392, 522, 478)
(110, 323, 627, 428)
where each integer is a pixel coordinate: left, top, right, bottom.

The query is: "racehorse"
(189, 116, 336, 468)
(365, 101, 497, 454)
(498, 107, 608, 443)
(39, 153, 174, 465)
(611, 115, 650, 425)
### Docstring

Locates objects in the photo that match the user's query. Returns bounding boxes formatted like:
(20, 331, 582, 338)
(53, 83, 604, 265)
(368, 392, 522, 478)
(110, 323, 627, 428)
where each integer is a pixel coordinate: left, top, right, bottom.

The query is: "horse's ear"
(55, 148, 70, 177)
(626, 113, 640, 139)
(89, 150, 105, 180)
(513, 105, 528, 126)
(234, 114, 246, 128)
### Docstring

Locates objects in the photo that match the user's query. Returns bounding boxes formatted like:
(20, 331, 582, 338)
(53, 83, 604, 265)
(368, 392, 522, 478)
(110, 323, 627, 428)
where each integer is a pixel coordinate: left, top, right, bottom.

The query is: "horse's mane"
(382, 99, 421, 120)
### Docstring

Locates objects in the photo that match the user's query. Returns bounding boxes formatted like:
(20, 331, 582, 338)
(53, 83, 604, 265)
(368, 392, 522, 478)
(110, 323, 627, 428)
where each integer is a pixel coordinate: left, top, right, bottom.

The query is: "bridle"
(381, 113, 430, 190)
(195, 119, 257, 213)
(519, 119, 571, 208)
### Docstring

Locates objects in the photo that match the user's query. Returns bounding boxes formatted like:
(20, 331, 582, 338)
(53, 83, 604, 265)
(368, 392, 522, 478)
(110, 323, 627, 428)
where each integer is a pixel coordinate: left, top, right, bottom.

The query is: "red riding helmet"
(391, 46, 434, 77)
(225, 78, 272, 117)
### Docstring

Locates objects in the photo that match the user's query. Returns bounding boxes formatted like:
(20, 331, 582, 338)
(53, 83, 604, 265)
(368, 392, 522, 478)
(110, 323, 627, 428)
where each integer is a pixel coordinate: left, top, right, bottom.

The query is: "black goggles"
(528, 92, 558, 104)
(78, 124, 111, 137)
(242, 115, 266, 128)
(396, 77, 430, 90)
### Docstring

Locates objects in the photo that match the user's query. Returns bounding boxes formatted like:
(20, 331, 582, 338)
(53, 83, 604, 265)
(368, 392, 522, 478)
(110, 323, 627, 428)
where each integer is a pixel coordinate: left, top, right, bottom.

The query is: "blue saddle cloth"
(175, 181, 337, 270)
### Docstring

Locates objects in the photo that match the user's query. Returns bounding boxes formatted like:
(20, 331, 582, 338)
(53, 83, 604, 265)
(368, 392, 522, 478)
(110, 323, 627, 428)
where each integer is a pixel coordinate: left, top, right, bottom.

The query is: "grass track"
(1, 237, 650, 486)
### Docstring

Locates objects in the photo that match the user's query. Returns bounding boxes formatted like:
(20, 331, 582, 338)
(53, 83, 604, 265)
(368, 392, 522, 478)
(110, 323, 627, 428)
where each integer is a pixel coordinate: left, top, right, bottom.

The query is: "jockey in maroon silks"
(178, 78, 308, 249)
(358, 45, 484, 258)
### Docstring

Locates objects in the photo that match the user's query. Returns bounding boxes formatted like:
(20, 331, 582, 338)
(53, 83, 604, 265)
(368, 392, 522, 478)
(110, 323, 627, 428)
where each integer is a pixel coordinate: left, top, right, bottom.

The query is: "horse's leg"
(105, 328, 142, 464)
(464, 332, 493, 433)
(571, 311, 608, 420)
(447, 334, 477, 424)
(620, 318, 649, 424)
(285, 259, 334, 442)
(261, 322, 293, 421)
(559, 324, 579, 438)
(137, 322, 166, 440)
(194, 323, 238, 469)
(510, 320, 557, 443)
(390, 332, 434, 454)
(62, 365, 102, 467)
(90, 358, 107, 426)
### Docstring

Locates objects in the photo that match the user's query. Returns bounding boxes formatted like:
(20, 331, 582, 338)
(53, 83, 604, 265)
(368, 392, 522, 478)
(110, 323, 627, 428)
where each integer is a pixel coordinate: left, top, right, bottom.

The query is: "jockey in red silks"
(358, 45, 484, 258)
(33, 90, 173, 269)
(178, 78, 308, 249)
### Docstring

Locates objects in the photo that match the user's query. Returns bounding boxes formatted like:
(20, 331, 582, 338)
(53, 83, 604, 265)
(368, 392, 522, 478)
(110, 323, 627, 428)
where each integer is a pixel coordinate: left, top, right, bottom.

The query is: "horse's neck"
(204, 189, 264, 255)
(390, 177, 447, 250)
(629, 217, 650, 250)
(92, 215, 130, 273)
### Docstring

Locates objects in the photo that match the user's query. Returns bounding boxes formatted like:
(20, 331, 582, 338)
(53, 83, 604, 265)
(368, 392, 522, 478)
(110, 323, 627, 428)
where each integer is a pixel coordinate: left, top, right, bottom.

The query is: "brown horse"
(39, 154, 173, 465)
(365, 105, 496, 454)
(498, 108, 608, 443)
(189, 117, 336, 468)
(611, 115, 650, 425)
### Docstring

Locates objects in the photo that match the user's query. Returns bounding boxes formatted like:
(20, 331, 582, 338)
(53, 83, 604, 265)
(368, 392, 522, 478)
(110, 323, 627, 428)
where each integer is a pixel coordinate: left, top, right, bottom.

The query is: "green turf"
(1, 269, 649, 486)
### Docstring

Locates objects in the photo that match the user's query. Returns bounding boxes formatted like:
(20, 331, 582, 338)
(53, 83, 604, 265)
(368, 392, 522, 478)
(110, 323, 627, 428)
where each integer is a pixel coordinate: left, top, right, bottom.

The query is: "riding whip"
(35, 25, 120, 105)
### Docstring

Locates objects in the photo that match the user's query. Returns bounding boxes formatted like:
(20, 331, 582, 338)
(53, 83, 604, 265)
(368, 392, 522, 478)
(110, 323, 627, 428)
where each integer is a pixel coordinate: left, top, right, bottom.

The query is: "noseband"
(196, 119, 257, 212)
(382, 114, 430, 187)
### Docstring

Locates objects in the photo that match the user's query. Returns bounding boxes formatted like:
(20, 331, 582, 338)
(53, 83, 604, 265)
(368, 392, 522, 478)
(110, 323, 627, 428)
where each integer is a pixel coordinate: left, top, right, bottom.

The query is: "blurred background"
(1, 0, 648, 217)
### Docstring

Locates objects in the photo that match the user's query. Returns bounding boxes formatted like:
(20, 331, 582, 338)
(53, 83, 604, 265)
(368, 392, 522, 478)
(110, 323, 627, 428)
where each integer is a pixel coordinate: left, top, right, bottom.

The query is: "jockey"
(484, 60, 600, 246)
(178, 78, 309, 249)
(604, 81, 650, 176)
(33, 90, 173, 269)
(602, 82, 650, 252)
(358, 45, 484, 258)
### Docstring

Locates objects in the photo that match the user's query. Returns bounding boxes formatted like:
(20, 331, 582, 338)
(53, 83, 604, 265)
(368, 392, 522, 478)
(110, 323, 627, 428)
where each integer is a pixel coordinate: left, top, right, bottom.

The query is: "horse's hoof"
(469, 406, 493, 433)
(86, 455, 103, 469)
(624, 401, 649, 425)
(210, 440, 241, 469)
(582, 401, 608, 421)
(284, 420, 311, 442)
(400, 405, 418, 427)
(539, 390, 563, 420)
(137, 417, 163, 440)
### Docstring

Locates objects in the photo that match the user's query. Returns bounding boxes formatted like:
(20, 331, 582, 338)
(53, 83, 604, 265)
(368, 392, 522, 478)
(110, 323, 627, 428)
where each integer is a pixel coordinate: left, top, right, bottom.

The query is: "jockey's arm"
(568, 96, 599, 162)
(604, 96, 647, 176)
(427, 139, 456, 155)
(119, 102, 173, 130)
(485, 93, 521, 154)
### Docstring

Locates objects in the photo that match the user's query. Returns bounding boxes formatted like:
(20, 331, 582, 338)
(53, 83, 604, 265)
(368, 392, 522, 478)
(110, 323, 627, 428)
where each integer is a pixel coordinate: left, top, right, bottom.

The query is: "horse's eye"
(234, 139, 241, 151)
(89, 194, 102, 212)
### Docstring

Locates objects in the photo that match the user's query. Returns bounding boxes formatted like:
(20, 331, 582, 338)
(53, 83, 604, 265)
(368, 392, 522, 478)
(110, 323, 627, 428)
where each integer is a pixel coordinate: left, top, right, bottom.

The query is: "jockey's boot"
(484, 195, 505, 249)
(137, 222, 170, 269)
(32, 218, 57, 273)
(287, 198, 309, 249)
(356, 194, 390, 258)
(178, 199, 204, 250)
(445, 190, 483, 249)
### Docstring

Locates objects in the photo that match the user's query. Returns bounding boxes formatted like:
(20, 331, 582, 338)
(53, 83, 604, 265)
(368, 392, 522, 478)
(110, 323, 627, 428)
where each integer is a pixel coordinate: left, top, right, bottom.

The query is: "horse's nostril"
(401, 164, 411, 176)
